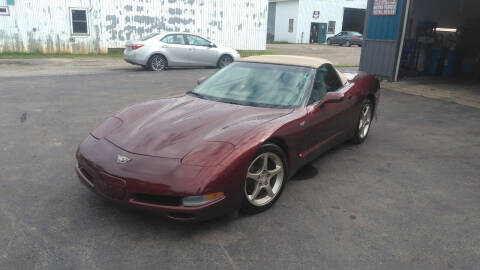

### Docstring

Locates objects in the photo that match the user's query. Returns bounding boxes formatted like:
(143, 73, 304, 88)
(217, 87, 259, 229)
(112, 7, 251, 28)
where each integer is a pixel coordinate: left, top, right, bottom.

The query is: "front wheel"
(344, 41, 351, 47)
(351, 99, 373, 144)
(217, 55, 233, 68)
(241, 143, 287, 214)
(327, 39, 332, 45)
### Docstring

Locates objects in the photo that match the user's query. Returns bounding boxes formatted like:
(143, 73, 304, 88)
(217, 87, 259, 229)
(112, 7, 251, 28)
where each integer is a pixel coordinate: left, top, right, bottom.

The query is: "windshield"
(140, 33, 159, 41)
(191, 62, 313, 108)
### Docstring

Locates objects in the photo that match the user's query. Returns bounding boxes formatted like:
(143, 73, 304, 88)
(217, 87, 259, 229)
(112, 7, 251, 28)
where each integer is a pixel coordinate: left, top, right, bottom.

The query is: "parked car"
(76, 55, 380, 222)
(124, 32, 241, 71)
(327, 31, 364, 47)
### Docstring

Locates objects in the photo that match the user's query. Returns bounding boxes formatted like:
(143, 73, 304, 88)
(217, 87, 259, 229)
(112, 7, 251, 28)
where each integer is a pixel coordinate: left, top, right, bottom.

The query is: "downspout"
(394, 0, 411, 81)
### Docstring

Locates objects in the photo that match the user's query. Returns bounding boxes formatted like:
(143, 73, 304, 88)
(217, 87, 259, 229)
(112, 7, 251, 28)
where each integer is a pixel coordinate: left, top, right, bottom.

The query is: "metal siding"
(0, 0, 268, 53)
(360, 0, 407, 80)
(366, 0, 403, 40)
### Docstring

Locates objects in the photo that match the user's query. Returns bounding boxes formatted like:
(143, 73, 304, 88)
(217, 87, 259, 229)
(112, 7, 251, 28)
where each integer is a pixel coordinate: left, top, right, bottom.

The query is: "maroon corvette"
(76, 55, 380, 221)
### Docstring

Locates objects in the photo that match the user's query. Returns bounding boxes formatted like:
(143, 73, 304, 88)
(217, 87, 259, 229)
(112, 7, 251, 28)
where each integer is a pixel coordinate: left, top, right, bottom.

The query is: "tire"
(327, 39, 332, 45)
(344, 41, 351, 47)
(351, 99, 374, 144)
(217, 55, 233, 68)
(147, 54, 167, 71)
(241, 143, 287, 214)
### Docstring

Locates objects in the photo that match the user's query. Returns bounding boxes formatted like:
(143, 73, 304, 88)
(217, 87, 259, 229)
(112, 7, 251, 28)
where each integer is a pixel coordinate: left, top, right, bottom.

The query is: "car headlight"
(182, 141, 234, 166)
(90, 116, 123, 139)
(183, 192, 225, 207)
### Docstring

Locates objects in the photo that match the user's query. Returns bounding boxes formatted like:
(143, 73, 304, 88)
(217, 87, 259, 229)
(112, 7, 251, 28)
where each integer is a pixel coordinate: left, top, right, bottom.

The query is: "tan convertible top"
(238, 55, 348, 85)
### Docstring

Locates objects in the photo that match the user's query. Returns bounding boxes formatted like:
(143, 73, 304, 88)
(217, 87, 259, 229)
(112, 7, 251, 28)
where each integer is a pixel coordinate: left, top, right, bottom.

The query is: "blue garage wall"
(366, 0, 404, 40)
(360, 0, 408, 81)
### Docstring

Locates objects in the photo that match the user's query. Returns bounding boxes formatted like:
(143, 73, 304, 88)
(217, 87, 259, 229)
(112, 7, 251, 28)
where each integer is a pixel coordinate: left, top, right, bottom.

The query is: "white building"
(268, 0, 367, 43)
(0, 0, 268, 53)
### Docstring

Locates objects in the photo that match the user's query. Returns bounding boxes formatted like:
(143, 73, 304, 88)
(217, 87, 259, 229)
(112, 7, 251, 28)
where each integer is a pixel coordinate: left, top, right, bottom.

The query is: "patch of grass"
(239, 50, 279, 58)
(0, 52, 124, 59)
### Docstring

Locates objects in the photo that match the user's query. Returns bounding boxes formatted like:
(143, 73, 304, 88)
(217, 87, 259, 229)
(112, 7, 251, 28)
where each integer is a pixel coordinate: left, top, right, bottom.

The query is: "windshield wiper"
(187, 91, 205, 99)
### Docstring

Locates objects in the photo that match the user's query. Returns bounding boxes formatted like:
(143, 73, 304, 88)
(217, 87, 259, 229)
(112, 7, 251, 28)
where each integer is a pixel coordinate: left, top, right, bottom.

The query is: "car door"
(185, 35, 218, 66)
(335, 32, 347, 44)
(159, 34, 191, 66)
(300, 64, 352, 160)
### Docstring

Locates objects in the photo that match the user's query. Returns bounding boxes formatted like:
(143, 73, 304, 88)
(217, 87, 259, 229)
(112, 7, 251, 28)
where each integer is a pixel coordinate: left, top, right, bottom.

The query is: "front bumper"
(75, 136, 241, 222)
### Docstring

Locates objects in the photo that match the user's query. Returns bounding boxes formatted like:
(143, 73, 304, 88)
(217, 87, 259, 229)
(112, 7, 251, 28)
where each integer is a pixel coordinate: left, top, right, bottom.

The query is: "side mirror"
(209, 43, 217, 48)
(197, 76, 208, 85)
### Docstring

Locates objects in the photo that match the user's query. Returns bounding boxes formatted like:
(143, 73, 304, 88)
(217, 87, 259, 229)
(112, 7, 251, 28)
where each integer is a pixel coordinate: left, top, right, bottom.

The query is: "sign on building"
(373, 0, 398, 16)
(312, 11, 320, 19)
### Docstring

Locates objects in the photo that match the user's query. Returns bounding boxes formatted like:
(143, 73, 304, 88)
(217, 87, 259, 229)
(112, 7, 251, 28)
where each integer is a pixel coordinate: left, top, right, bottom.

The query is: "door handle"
(162, 45, 169, 48)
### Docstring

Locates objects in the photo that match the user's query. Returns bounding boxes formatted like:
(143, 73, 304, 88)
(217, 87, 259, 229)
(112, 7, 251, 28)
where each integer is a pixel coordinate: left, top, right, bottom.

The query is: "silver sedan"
(124, 32, 241, 71)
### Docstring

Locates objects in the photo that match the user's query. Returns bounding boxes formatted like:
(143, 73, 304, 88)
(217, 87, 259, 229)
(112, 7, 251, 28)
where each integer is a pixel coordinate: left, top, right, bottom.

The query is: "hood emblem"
(116, 154, 131, 164)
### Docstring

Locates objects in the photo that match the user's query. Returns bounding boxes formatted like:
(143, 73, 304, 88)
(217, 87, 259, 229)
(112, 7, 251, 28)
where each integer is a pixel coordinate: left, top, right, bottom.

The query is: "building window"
(70, 8, 89, 35)
(0, 6, 9, 16)
(288, 19, 294, 33)
(328, 21, 336, 34)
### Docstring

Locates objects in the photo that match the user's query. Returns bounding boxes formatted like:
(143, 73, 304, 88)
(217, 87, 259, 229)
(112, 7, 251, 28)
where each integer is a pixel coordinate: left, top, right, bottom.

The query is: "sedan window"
(161, 34, 186, 45)
(186, 35, 211, 47)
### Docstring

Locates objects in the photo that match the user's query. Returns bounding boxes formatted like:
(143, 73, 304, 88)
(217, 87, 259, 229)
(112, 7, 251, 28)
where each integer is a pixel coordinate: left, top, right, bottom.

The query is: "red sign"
(373, 0, 398, 16)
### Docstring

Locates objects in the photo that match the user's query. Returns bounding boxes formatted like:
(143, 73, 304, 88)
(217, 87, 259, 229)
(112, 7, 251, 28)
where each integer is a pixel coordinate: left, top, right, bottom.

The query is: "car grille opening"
(80, 167, 94, 182)
(167, 212, 195, 219)
(131, 193, 182, 206)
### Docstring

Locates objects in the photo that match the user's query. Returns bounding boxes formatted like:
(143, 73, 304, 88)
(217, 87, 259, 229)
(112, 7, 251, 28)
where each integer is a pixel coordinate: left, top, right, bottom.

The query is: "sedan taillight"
(130, 44, 144, 50)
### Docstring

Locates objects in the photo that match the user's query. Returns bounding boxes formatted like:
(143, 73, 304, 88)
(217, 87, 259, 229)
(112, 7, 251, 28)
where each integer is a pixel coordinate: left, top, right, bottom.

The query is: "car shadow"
(117, 66, 219, 73)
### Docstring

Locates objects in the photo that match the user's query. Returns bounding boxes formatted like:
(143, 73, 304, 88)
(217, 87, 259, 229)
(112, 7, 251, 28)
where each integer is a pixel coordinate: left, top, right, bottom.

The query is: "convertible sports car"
(75, 55, 380, 221)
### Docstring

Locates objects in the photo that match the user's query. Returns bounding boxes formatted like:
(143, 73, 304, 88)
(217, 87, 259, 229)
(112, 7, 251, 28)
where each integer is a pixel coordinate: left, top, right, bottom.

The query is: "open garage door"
(342, 8, 366, 34)
(399, 0, 480, 81)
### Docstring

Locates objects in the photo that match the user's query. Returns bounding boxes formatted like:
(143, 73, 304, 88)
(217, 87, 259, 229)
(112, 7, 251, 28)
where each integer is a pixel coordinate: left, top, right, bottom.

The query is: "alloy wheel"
(151, 55, 166, 71)
(219, 55, 233, 68)
(358, 103, 372, 139)
(244, 152, 284, 207)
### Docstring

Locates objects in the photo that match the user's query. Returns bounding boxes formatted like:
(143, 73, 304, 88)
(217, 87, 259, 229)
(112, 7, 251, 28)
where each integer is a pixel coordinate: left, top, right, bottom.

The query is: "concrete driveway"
(267, 43, 361, 66)
(1, 67, 479, 269)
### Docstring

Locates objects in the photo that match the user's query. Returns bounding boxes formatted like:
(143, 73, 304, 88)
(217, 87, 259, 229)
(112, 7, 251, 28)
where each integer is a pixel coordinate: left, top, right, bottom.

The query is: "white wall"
(0, 0, 269, 53)
(297, 0, 367, 43)
(274, 0, 299, 43)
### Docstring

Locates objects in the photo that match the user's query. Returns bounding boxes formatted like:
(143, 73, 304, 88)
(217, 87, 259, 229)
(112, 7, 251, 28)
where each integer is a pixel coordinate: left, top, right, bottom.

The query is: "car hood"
(106, 95, 292, 158)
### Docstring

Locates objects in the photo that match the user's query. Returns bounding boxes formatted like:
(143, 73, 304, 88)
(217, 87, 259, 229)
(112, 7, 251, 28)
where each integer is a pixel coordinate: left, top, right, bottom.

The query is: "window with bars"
(288, 19, 294, 33)
(0, 6, 9, 16)
(327, 21, 336, 34)
(70, 8, 88, 35)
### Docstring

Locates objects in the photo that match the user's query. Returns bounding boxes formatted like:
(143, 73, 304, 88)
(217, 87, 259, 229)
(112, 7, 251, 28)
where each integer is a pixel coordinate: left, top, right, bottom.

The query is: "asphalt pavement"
(1, 68, 479, 270)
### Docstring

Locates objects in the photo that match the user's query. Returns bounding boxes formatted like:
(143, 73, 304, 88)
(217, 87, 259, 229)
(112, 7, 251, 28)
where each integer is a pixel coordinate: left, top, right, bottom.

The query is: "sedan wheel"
(218, 55, 233, 68)
(242, 144, 286, 213)
(149, 55, 167, 71)
(344, 41, 351, 47)
(327, 39, 332, 45)
(352, 99, 373, 144)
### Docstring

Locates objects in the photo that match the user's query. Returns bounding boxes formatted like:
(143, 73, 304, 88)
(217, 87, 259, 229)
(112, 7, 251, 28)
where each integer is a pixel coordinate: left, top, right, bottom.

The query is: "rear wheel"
(148, 54, 167, 71)
(217, 55, 233, 68)
(344, 40, 351, 47)
(241, 143, 287, 214)
(352, 99, 373, 144)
